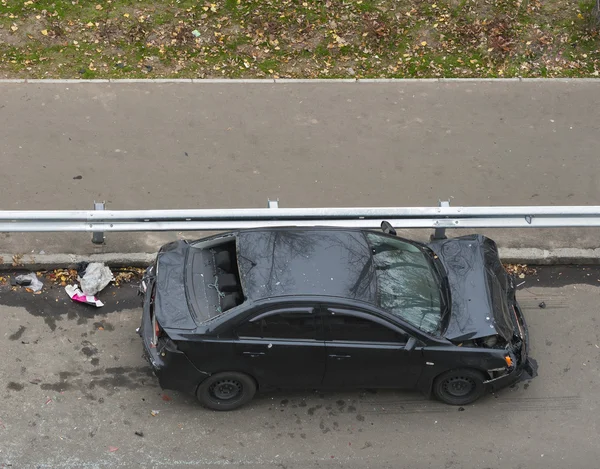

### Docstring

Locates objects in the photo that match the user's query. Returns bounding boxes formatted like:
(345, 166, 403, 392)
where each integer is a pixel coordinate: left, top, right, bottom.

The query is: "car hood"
(428, 235, 516, 342)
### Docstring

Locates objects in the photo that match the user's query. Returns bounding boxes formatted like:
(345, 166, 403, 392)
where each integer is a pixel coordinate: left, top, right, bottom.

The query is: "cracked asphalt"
(1, 266, 600, 468)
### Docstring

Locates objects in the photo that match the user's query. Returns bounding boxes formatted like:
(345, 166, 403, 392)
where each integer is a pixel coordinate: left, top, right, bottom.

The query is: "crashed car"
(139, 227, 534, 411)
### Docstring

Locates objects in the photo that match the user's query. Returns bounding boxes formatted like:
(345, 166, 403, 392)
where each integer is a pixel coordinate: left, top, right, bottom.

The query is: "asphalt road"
(0, 80, 599, 255)
(1, 267, 599, 468)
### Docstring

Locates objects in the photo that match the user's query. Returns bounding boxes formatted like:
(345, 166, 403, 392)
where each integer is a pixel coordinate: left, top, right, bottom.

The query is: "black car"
(139, 227, 534, 411)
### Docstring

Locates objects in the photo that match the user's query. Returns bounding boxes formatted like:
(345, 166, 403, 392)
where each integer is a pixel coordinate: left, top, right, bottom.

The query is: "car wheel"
(196, 372, 256, 411)
(433, 368, 486, 406)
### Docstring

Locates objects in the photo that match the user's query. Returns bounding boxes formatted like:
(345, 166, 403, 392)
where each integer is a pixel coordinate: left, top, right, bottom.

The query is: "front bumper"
(484, 299, 536, 391)
(139, 277, 209, 395)
(483, 361, 526, 391)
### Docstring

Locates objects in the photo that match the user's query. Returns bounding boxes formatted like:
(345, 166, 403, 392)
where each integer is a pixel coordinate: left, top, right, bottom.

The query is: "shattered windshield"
(365, 232, 442, 334)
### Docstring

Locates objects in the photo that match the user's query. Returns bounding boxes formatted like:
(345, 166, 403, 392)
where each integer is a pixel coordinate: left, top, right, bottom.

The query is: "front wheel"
(433, 368, 486, 405)
(196, 372, 256, 411)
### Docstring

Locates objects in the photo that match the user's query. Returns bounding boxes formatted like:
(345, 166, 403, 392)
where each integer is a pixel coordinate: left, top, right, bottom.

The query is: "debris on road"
(113, 268, 145, 286)
(42, 266, 144, 288)
(539, 301, 547, 309)
(150, 410, 160, 417)
(14, 273, 43, 292)
(79, 262, 114, 296)
(65, 284, 104, 308)
(108, 446, 119, 453)
(504, 264, 537, 278)
(45, 268, 79, 286)
(134, 431, 144, 437)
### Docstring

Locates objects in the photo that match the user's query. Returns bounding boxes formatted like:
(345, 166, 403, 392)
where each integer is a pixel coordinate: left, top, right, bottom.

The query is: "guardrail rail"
(1, 200, 599, 244)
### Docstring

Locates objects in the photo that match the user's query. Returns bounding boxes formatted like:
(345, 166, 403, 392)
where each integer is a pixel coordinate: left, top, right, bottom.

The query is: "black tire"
(433, 368, 486, 406)
(196, 372, 256, 411)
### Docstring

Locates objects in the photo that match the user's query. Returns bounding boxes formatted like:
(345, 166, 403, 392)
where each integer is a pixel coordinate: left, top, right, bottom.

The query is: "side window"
(237, 308, 317, 340)
(326, 312, 408, 343)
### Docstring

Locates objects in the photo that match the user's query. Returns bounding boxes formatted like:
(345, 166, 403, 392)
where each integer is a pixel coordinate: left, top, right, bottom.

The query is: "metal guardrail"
(1, 200, 599, 244)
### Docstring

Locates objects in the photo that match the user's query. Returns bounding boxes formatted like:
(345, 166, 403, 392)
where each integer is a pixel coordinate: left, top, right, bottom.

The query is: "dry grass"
(0, 0, 598, 78)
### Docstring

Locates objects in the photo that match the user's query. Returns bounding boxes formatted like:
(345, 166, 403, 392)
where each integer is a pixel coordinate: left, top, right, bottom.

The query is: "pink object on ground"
(65, 284, 104, 307)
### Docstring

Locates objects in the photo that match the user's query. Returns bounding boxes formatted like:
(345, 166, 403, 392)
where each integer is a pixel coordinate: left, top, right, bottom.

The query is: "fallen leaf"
(108, 446, 118, 452)
(95, 4, 103, 10)
(10, 24, 18, 32)
(41, 29, 48, 36)
(123, 13, 130, 18)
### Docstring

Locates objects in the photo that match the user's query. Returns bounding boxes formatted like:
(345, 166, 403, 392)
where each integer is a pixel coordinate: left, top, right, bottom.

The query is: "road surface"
(0, 80, 599, 255)
(1, 266, 599, 468)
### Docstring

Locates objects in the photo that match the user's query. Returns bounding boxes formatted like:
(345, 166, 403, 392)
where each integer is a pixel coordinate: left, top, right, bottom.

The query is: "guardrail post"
(431, 200, 450, 240)
(92, 201, 105, 244)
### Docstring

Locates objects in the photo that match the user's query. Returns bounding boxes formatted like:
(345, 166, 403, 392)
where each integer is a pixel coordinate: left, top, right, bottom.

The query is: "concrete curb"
(0, 252, 155, 271)
(0, 248, 598, 271)
(499, 247, 600, 265)
(0, 78, 599, 84)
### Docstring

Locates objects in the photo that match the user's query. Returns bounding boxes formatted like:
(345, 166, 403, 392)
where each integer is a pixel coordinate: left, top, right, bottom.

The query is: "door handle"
(328, 354, 351, 360)
(242, 352, 265, 358)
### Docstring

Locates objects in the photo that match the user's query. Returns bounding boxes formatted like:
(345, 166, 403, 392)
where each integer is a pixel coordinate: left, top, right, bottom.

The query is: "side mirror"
(405, 336, 417, 351)
(381, 221, 397, 236)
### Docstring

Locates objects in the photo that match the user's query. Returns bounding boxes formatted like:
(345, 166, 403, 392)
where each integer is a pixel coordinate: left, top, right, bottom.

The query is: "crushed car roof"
(236, 229, 377, 302)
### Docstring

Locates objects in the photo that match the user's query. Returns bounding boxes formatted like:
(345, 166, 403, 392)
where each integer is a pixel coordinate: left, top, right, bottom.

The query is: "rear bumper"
(139, 277, 209, 395)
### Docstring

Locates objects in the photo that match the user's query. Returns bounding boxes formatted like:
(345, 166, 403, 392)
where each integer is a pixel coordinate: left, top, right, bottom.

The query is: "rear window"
(365, 233, 442, 334)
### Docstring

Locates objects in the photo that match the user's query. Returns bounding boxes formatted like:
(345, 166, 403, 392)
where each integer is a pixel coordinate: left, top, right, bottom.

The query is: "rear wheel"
(433, 368, 486, 405)
(196, 372, 256, 411)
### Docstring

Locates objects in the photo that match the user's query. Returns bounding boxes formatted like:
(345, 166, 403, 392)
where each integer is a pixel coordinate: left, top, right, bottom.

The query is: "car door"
(322, 307, 424, 389)
(234, 306, 326, 389)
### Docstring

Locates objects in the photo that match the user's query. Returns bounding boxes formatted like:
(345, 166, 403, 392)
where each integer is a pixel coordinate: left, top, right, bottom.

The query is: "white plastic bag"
(15, 273, 43, 292)
(78, 263, 114, 296)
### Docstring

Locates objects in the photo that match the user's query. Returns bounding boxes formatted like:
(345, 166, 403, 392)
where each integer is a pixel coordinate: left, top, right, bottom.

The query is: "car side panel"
(322, 341, 423, 389)
(178, 335, 327, 390)
(233, 338, 326, 389)
(416, 346, 511, 395)
(177, 339, 238, 374)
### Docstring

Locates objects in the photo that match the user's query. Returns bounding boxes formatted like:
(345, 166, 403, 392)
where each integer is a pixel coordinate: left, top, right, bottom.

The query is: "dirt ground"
(1, 0, 599, 79)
